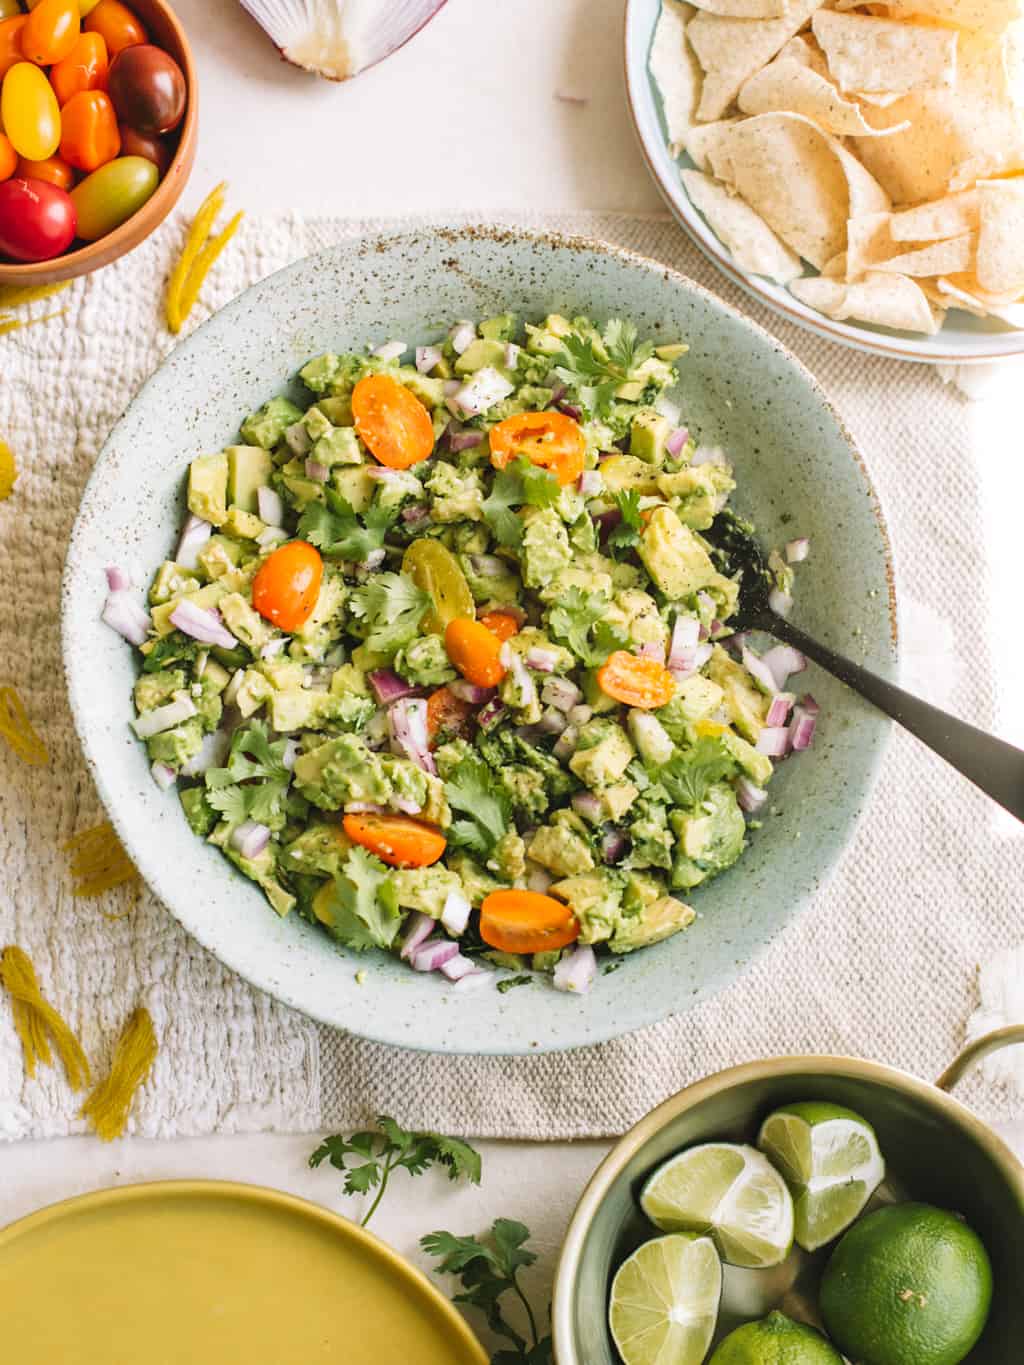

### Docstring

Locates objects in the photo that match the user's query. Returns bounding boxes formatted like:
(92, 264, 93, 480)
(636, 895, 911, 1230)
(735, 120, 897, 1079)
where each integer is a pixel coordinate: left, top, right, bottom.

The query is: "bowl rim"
(0, 0, 198, 284)
(61, 223, 897, 1054)
(622, 0, 1024, 366)
(552, 1050, 1024, 1362)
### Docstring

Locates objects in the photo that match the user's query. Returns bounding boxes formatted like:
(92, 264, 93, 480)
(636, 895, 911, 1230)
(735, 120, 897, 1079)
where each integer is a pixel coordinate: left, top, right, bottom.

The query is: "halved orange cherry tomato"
(51, 31, 108, 107)
(0, 135, 15, 182)
(488, 410, 585, 487)
(342, 812, 446, 869)
(480, 889, 580, 954)
(444, 616, 506, 688)
(16, 153, 74, 189)
(0, 17, 28, 80)
(21, 0, 80, 66)
(83, 0, 146, 56)
(426, 685, 474, 746)
(352, 373, 434, 471)
(59, 89, 119, 171)
(479, 610, 519, 643)
(251, 540, 323, 632)
(596, 650, 676, 710)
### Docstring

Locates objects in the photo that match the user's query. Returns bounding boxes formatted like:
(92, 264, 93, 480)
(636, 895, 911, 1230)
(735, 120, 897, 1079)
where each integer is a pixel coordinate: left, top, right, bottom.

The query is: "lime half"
(757, 1102, 885, 1251)
(609, 1233, 722, 1365)
(639, 1143, 794, 1269)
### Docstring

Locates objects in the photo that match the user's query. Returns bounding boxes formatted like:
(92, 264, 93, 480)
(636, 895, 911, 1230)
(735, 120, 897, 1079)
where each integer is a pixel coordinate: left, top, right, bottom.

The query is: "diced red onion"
(105, 564, 131, 592)
(441, 890, 471, 936)
(392, 795, 423, 815)
(548, 381, 567, 403)
(593, 508, 621, 544)
(668, 615, 701, 671)
(181, 728, 231, 777)
(654, 395, 681, 426)
(690, 445, 727, 467)
(411, 938, 460, 973)
(789, 694, 820, 752)
(756, 726, 791, 757)
(282, 739, 300, 772)
(400, 911, 435, 960)
(388, 697, 437, 774)
(257, 526, 288, 549)
(285, 421, 312, 457)
(761, 645, 806, 692)
(504, 342, 520, 369)
(257, 485, 284, 527)
(345, 801, 388, 814)
(499, 642, 514, 669)
(769, 588, 793, 618)
(359, 548, 386, 572)
(449, 679, 495, 704)
(709, 619, 727, 640)
(552, 725, 579, 761)
(102, 590, 151, 646)
(131, 693, 197, 739)
(572, 791, 604, 824)
(443, 378, 461, 396)
(449, 320, 476, 355)
(175, 514, 212, 571)
(261, 637, 287, 660)
(402, 503, 430, 525)
(556, 399, 582, 421)
(601, 828, 629, 865)
(470, 554, 508, 578)
(305, 458, 328, 483)
(508, 654, 538, 711)
(541, 676, 582, 713)
(786, 537, 810, 563)
(169, 600, 238, 650)
(538, 706, 569, 736)
(455, 368, 514, 416)
(765, 692, 795, 728)
(669, 642, 713, 684)
(666, 426, 690, 457)
(736, 777, 768, 813)
(150, 761, 177, 790)
(368, 669, 419, 705)
(477, 697, 507, 730)
(373, 339, 407, 362)
(223, 669, 245, 708)
(567, 703, 592, 726)
(553, 944, 597, 994)
(416, 344, 443, 374)
(741, 646, 778, 697)
(525, 647, 560, 673)
(440, 952, 479, 981)
(527, 863, 553, 893)
(636, 639, 667, 663)
(578, 469, 603, 497)
(453, 967, 495, 991)
(230, 820, 271, 859)
(448, 429, 484, 453)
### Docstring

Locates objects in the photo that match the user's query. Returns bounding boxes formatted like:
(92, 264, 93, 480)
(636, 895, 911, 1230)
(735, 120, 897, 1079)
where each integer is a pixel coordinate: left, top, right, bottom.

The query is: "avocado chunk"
(218, 593, 274, 652)
(281, 822, 352, 879)
(149, 562, 200, 604)
(657, 464, 736, 531)
(225, 844, 295, 917)
(659, 675, 725, 734)
(639, 506, 719, 600)
(670, 782, 746, 890)
(332, 465, 376, 513)
(196, 534, 245, 581)
(312, 426, 362, 468)
(188, 452, 229, 527)
(707, 645, 769, 743)
(222, 506, 265, 540)
(569, 720, 635, 788)
(521, 508, 571, 590)
(426, 462, 485, 523)
(179, 786, 217, 838)
(527, 823, 595, 877)
(134, 668, 184, 713)
(551, 870, 625, 945)
(446, 852, 502, 907)
(610, 892, 694, 953)
(455, 338, 510, 375)
(150, 581, 227, 637)
(227, 445, 274, 514)
(599, 455, 661, 496)
(393, 633, 456, 687)
(146, 718, 203, 767)
(479, 313, 517, 342)
(630, 408, 672, 466)
(240, 396, 304, 449)
(293, 734, 391, 811)
(391, 865, 464, 917)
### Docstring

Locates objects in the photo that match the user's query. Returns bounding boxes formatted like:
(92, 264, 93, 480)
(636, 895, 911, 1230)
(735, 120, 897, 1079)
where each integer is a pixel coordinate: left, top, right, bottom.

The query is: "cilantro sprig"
(443, 752, 512, 858)
(546, 587, 628, 668)
(349, 571, 432, 654)
(204, 721, 292, 831)
(657, 735, 737, 809)
(482, 457, 560, 549)
(298, 488, 398, 562)
(554, 318, 655, 418)
(310, 1116, 482, 1227)
(318, 846, 402, 951)
(607, 488, 643, 558)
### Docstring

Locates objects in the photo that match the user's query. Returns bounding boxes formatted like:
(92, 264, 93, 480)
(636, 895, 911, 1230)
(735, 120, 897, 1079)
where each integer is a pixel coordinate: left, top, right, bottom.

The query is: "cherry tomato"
(79, 0, 104, 16)
(0, 134, 15, 182)
(51, 31, 108, 106)
(401, 538, 475, 635)
(444, 617, 506, 688)
(251, 540, 323, 632)
(0, 0, 21, 20)
(342, 812, 446, 869)
(489, 410, 586, 486)
(352, 374, 435, 470)
(107, 42, 185, 135)
(0, 16, 26, 79)
(1, 63, 61, 161)
(596, 650, 676, 710)
(426, 685, 474, 746)
(16, 153, 75, 189)
(22, 0, 80, 65)
(69, 151, 155, 238)
(0, 176, 76, 261)
(117, 121, 170, 175)
(479, 890, 580, 954)
(479, 610, 520, 642)
(83, 0, 146, 56)
(60, 88, 119, 171)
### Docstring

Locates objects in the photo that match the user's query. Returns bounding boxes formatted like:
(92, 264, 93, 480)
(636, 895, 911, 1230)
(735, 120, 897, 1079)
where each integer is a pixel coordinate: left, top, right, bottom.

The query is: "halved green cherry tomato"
(60, 88, 120, 171)
(69, 151, 156, 239)
(83, 0, 146, 55)
(51, 31, 109, 106)
(251, 540, 323, 632)
(401, 538, 475, 636)
(352, 373, 434, 470)
(22, 0, 80, 65)
(1, 64, 62, 161)
(489, 410, 585, 486)
(16, 152, 75, 189)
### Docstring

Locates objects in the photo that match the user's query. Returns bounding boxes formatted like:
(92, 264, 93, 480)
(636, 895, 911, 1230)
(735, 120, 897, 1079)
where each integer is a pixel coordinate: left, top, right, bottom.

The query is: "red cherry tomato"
(0, 176, 77, 262)
(51, 31, 109, 107)
(21, 0, 80, 66)
(117, 122, 170, 175)
(252, 541, 323, 632)
(16, 153, 75, 190)
(60, 89, 120, 171)
(107, 43, 185, 135)
(83, 0, 147, 56)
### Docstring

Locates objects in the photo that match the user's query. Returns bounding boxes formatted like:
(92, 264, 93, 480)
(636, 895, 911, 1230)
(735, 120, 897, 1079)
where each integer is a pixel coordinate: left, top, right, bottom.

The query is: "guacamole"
(115, 313, 811, 993)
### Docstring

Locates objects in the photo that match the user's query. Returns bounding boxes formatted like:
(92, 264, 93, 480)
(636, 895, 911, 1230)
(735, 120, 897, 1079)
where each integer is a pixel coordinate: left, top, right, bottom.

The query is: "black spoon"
(706, 511, 1024, 823)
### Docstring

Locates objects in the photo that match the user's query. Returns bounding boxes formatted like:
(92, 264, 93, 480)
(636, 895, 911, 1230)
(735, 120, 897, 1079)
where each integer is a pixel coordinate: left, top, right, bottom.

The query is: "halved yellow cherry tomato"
(402, 537, 474, 635)
(342, 812, 446, 868)
(444, 616, 506, 688)
(480, 890, 580, 954)
(489, 410, 585, 487)
(251, 540, 322, 632)
(596, 650, 676, 710)
(352, 373, 434, 471)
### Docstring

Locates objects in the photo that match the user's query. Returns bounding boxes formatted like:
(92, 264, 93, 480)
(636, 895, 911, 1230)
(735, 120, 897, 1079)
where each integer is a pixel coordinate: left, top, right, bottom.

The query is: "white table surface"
(3, 0, 1021, 1347)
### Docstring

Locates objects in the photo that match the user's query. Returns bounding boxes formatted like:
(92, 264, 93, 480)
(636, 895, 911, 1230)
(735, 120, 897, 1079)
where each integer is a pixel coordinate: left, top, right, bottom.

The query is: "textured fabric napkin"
(1, 209, 1021, 1142)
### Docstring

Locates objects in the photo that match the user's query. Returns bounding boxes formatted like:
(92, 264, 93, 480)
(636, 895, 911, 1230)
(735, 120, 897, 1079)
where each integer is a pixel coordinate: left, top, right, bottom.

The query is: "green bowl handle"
(935, 1025, 1024, 1092)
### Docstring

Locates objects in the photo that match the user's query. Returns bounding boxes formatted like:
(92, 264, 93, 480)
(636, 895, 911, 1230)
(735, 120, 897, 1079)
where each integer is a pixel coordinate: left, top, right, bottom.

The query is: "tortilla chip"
(935, 275, 1024, 325)
(976, 178, 1024, 296)
(738, 58, 911, 136)
(791, 271, 942, 332)
(649, 1, 702, 157)
(841, 0, 1023, 30)
(846, 213, 897, 278)
(873, 233, 976, 277)
(687, 0, 825, 122)
(942, 270, 1024, 306)
(812, 11, 958, 97)
(822, 252, 847, 277)
(685, 119, 739, 175)
(687, 0, 787, 16)
(682, 169, 804, 282)
(833, 140, 891, 221)
(889, 190, 980, 241)
(776, 36, 830, 77)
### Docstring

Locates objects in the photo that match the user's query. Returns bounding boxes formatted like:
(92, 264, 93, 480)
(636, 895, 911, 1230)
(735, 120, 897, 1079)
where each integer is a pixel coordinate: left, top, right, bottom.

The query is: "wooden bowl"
(0, 0, 197, 285)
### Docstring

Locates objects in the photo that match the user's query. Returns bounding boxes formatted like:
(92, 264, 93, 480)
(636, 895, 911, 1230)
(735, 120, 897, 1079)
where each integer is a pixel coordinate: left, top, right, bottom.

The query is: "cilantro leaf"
(496, 974, 534, 994)
(482, 458, 560, 549)
(553, 318, 655, 419)
(519, 459, 560, 509)
(299, 489, 398, 562)
(310, 1117, 482, 1226)
(318, 846, 402, 951)
(607, 489, 643, 558)
(349, 572, 432, 654)
(546, 588, 628, 667)
(444, 752, 511, 858)
(657, 736, 737, 809)
(141, 631, 199, 674)
(204, 721, 292, 832)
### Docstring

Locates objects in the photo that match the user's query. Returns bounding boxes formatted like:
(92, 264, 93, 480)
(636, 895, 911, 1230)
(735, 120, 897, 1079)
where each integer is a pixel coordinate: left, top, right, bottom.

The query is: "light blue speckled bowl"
(62, 227, 897, 1055)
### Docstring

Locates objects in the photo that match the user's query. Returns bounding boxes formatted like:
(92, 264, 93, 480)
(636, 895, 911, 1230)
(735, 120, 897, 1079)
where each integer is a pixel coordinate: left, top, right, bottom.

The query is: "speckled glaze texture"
(62, 227, 896, 1056)
(625, 0, 1024, 364)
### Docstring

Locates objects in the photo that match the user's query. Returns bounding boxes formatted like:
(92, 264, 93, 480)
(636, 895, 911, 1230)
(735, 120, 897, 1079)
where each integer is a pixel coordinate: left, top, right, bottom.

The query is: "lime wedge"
(609, 1233, 722, 1365)
(639, 1143, 794, 1269)
(757, 1101, 885, 1252)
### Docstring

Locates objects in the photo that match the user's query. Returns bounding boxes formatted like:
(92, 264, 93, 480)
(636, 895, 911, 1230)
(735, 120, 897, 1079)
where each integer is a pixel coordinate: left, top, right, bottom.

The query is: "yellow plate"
(0, 1180, 489, 1362)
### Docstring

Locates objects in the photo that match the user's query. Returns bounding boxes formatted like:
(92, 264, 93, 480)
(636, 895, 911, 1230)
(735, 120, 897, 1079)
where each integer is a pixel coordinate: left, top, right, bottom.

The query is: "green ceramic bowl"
(554, 1029, 1024, 1363)
(62, 226, 895, 1054)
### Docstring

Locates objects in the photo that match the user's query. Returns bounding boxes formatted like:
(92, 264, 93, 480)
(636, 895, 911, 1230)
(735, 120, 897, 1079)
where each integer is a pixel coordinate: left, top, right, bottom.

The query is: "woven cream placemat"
(1, 209, 1021, 1141)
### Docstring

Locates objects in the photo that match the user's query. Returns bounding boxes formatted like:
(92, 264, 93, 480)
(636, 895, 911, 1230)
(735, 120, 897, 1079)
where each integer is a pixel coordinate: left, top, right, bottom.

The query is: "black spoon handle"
(766, 614, 1024, 822)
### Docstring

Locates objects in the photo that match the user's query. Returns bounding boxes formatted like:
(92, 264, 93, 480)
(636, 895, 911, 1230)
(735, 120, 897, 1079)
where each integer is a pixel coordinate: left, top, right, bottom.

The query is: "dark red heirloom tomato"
(107, 43, 186, 135)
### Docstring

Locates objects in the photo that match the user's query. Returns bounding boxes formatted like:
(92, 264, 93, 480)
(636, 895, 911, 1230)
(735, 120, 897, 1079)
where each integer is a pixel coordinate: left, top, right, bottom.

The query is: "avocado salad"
(103, 312, 816, 995)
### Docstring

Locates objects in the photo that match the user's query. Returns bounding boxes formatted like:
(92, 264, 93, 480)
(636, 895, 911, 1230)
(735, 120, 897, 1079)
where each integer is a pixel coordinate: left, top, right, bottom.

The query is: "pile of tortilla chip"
(649, 0, 1024, 335)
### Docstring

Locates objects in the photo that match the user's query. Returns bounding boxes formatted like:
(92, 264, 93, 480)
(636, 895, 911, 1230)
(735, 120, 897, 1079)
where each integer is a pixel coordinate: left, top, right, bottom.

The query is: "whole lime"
(819, 1202, 992, 1365)
(708, 1311, 842, 1364)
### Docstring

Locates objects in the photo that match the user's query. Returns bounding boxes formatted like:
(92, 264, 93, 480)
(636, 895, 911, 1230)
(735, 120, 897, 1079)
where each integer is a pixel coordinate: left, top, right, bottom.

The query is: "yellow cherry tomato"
(0, 0, 22, 20)
(401, 538, 475, 636)
(1, 63, 62, 161)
